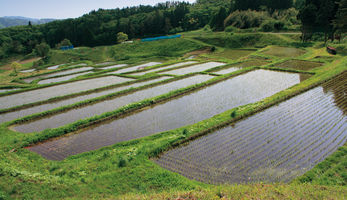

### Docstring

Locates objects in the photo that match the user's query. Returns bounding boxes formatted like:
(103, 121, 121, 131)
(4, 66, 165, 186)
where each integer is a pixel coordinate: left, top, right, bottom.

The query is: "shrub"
(35, 42, 50, 58)
(117, 32, 128, 44)
(261, 20, 285, 32)
(56, 39, 72, 49)
(225, 26, 238, 32)
(224, 10, 269, 29)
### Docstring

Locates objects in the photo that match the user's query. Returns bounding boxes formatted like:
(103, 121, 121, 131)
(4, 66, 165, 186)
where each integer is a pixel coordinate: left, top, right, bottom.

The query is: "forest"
(0, 0, 345, 59)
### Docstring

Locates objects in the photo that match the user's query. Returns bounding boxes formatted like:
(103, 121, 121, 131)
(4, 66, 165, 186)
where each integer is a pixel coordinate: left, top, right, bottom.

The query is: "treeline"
(298, 0, 346, 42)
(1, 0, 345, 59)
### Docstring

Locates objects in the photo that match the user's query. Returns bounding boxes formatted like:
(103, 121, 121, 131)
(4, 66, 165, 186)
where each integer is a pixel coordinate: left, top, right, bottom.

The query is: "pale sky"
(0, 0, 196, 19)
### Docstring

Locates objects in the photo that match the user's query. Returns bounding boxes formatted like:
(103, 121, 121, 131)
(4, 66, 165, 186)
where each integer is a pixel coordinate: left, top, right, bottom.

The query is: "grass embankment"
(0, 31, 346, 199)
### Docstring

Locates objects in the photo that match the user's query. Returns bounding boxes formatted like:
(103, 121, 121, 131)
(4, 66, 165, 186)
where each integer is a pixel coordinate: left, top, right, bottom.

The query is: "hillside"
(0, 16, 56, 28)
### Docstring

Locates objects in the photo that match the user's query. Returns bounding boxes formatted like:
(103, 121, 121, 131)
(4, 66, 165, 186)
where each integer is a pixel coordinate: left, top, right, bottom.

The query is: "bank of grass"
(120, 184, 347, 199)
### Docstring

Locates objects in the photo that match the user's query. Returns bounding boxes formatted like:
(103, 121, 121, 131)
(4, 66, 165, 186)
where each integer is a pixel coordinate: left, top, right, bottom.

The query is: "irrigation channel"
(27, 69, 303, 160)
(14, 75, 214, 133)
(22, 66, 92, 83)
(0, 76, 133, 110)
(0, 77, 171, 123)
(154, 72, 347, 184)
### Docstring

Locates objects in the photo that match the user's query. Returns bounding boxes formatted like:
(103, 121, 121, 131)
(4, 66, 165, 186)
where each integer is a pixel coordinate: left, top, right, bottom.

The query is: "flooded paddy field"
(159, 62, 226, 75)
(0, 77, 171, 124)
(131, 61, 198, 76)
(155, 72, 347, 184)
(108, 62, 162, 74)
(275, 60, 323, 71)
(27, 69, 303, 160)
(213, 60, 269, 75)
(14, 75, 213, 133)
(0, 76, 133, 110)
(263, 46, 306, 58)
(99, 64, 127, 70)
(37, 71, 92, 85)
(211, 49, 257, 60)
(22, 67, 94, 83)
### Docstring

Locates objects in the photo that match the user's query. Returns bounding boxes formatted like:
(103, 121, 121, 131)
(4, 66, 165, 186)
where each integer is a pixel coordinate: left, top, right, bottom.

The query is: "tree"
(35, 42, 50, 57)
(117, 32, 128, 43)
(334, 0, 347, 33)
(298, 0, 338, 42)
(10, 62, 21, 73)
(210, 7, 228, 31)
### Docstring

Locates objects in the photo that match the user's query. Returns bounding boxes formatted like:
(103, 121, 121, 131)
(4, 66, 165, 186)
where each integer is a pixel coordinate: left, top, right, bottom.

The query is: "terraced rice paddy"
(99, 64, 127, 70)
(37, 71, 92, 85)
(20, 69, 35, 73)
(27, 69, 303, 160)
(0, 76, 133, 110)
(131, 61, 198, 76)
(275, 60, 323, 71)
(263, 46, 306, 58)
(155, 72, 347, 184)
(211, 49, 256, 60)
(159, 62, 225, 75)
(213, 60, 269, 75)
(0, 77, 171, 123)
(14, 75, 213, 133)
(108, 62, 162, 74)
(23, 67, 94, 83)
(47, 64, 64, 70)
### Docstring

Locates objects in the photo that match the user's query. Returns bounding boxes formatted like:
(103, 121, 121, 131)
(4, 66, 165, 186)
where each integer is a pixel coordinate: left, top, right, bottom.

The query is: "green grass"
(0, 30, 346, 199)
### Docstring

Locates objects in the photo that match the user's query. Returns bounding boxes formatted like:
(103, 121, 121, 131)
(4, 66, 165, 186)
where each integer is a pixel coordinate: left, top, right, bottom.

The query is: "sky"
(0, 0, 196, 19)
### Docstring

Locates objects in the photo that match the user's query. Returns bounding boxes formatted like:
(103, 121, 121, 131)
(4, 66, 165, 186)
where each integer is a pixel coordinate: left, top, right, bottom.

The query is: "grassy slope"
(0, 31, 346, 199)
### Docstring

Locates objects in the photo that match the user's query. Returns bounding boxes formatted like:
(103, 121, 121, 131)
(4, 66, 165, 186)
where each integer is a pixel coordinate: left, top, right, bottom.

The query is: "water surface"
(0, 76, 133, 109)
(14, 75, 214, 133)
(29, 70, 303, 160)
(155, 72, 347, 184)
(0, 77, 170, 123)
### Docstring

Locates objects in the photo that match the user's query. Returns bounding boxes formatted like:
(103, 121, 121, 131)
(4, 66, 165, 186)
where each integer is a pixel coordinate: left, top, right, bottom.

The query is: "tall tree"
(210, 7, 228, 31)
(334, 0, 347, 33)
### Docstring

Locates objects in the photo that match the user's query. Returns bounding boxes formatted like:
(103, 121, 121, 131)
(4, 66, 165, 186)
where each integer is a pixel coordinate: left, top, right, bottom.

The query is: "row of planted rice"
(27, 69, 303, 160)
(154, 72, 347, 184)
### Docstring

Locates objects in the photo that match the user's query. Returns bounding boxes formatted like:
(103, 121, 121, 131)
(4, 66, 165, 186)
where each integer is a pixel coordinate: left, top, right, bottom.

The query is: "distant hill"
(0, 16, 56, 28)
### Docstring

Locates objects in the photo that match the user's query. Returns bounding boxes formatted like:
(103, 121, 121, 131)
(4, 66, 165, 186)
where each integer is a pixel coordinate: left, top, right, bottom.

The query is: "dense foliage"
(298, 0, 343, 42)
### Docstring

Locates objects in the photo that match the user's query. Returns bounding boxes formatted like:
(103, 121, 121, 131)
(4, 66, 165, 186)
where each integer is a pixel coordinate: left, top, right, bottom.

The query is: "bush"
(261, 20, 275, 32)
(117, 32, 128, 44)
(261, 20, 285, 32)
(224, 10, 269, 29)
(169, 26, 183, 34)
(225, 26, 238, 32)
(203, 25, 212, 32)
(56, 39, 72, 49)
(35, 42, 50, 58)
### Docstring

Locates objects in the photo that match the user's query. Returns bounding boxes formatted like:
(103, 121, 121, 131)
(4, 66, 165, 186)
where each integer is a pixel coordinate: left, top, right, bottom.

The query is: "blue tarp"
(60, 45, 74, 50)
(141, 35, 181, 42)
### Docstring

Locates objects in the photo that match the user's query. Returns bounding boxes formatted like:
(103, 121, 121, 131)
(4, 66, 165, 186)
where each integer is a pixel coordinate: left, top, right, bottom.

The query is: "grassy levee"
(120, 184, 347, 199)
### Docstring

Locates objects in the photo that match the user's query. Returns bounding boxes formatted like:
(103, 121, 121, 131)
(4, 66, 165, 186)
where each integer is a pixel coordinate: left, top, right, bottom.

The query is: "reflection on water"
(28, 70, 303, 160)
(155, 72, 347, 184)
